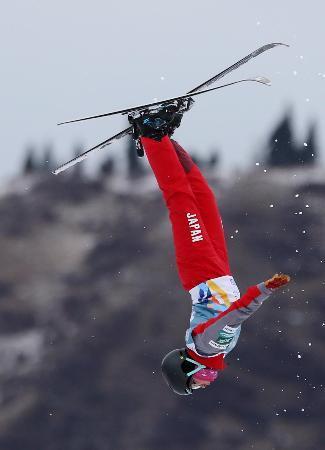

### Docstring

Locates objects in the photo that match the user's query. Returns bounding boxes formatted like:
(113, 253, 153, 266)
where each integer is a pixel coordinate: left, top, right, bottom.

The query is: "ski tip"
(52, 165, 66, 175)
(52, 163, 70, 175)
(252, 43, 289, 58)
(273, 42, 290, 48)
(255, 76, 272, 86)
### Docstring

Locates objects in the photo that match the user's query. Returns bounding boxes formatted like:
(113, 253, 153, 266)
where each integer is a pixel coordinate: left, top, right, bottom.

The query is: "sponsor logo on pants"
(187, 213, 203, 243)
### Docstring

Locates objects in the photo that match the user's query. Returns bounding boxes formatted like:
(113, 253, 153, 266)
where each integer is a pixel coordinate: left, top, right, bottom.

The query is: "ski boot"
(128, 98, 194, 157)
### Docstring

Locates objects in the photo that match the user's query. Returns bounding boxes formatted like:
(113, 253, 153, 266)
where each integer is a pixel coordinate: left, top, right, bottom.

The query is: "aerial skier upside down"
(128, 102, 291, 395)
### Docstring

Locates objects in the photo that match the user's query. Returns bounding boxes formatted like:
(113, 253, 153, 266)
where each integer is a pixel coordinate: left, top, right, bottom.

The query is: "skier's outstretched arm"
(192, 274, 290, 353)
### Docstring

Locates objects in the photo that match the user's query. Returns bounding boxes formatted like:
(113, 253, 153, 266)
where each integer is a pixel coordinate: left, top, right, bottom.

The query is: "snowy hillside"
(0, 167, 324, 450)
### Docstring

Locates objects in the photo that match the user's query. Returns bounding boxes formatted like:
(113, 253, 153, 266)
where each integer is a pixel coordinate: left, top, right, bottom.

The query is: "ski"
(57, 77, 271, 126)
(53, 42, 288, 175)
(187, 42, 288, 93)
(58, 43, 287, 127)
(53, 127, 132, 175)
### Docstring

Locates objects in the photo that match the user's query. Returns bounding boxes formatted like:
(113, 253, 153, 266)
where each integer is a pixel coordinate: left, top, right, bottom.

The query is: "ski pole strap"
(185, 357, 206, 377)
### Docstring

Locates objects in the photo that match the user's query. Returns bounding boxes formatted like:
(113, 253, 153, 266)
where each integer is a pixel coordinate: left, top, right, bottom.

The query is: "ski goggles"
(184, 357, 218, 390)
(184, 357, 207, 377)
(185, 357, 218, 390)
(192, 368, 219, 383)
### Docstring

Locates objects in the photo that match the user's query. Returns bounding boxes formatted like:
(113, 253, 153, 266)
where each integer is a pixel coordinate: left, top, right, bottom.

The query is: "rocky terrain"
(0, 165, 324, 450)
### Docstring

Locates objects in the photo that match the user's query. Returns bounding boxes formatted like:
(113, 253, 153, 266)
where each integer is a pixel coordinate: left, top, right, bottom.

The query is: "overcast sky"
(1, 0, 324, 179)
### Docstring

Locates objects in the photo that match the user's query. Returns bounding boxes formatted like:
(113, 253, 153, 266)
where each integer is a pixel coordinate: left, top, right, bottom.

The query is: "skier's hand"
(264, 273, 291, 290)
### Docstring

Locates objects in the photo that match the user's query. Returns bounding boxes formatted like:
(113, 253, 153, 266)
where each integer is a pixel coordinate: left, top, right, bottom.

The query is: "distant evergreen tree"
(208, 150, 219, 169)
(266, 112, 297, 167)
(126, 137, 145, 177)
(72, 145, 84, 178)
(23, 146, 38, 175)
(266, 112, 319, 168)
(100, 157, 115, 177)
(297, 122, 318, 165)
(42, 144, 55, 172)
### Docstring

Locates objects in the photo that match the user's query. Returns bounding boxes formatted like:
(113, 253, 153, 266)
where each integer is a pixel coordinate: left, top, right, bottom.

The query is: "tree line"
(22, 110, 319, 177)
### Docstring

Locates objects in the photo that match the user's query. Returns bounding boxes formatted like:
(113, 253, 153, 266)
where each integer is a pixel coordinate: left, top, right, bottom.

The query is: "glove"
(264, 273, 291, 290)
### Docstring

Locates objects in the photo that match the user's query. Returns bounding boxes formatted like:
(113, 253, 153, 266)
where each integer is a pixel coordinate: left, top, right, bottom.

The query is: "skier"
(128, 103, 291, 395)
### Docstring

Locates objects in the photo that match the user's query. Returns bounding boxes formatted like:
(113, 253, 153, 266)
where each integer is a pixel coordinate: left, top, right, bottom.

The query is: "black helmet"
(161, 348, 206, 395)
